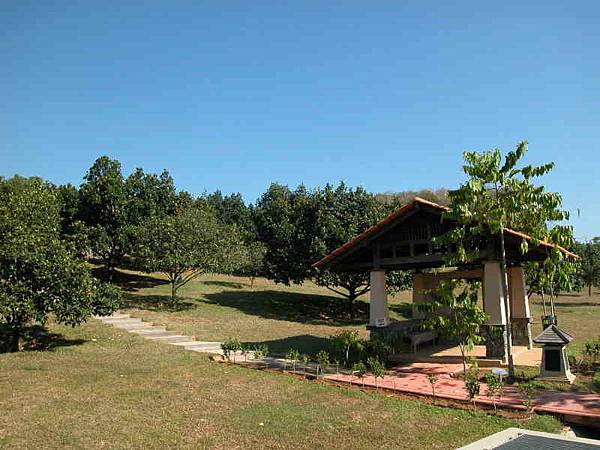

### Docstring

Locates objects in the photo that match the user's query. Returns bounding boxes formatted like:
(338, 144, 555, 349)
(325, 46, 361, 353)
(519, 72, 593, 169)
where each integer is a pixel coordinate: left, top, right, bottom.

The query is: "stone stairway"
(95, 312, 226, 355)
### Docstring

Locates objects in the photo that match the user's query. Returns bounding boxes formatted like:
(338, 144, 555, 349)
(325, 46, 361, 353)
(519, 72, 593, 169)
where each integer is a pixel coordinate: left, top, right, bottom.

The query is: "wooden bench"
(409, 330, 438, 353)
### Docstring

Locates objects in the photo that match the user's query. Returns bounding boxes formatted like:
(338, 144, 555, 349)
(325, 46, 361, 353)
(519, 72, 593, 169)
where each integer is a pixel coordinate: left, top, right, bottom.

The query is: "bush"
(329, 331, 364, 367)
(315, 350, 330, 377)
(365, 338, 391, 362)
(593, 370, 600, 390)
(221, 337, 242, 361)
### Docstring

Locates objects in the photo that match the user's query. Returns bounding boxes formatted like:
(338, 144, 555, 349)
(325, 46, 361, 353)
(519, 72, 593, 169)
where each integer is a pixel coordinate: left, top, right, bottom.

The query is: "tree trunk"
(589, 283, 592, 297)
(498, 228, 515, 378)
(171, 280, 178, 303)
(8, 325, 21, 352)
(347, 288, 358, 319)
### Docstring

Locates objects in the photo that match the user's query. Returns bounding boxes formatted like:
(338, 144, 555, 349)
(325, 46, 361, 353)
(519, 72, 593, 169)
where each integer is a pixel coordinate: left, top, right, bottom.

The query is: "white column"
(483, 261, 507, 325)
(369, 270, 389, 327)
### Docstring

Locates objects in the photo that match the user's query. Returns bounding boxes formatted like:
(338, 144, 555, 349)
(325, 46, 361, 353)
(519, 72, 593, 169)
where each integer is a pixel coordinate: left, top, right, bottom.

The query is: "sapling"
(518, 382, 537, 414)
(367, 357, 385, 391)
(464, 367, 480, 409)
(285, 349, 301, 373)
(352, 361, 367, 387)
(427, 374, 438, 405)
(315, 350, 330, 378)
(484, 373, 504, 414)
(221, 337, 241, 362)
(300, 354, 310, 380)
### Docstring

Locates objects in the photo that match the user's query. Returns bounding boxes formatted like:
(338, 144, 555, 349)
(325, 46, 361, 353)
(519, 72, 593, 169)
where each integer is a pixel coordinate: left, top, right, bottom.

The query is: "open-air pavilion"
(313, 197, 578, 365)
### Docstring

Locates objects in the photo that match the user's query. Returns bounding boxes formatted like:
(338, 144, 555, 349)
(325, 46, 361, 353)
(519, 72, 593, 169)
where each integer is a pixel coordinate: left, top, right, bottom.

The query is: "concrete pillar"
(483, 261, 507, 325)
(482, 261, 509, 362)
(508, 266, 533, 349)
(369, 270, 389, 327)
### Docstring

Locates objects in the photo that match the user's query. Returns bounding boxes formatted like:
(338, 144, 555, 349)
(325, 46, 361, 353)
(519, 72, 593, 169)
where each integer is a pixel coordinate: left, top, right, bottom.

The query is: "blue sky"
(1, 1, 599, 239)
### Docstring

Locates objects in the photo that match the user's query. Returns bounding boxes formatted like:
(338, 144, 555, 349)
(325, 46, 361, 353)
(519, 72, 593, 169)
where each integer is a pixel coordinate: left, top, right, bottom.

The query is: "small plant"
(484, 373, 505, 414)
(365, 338, 391, 363)
(315, 350, 330, 378)
(352, 361, 367, 387)
(240, 343, 250, 362)
(221, 337, 242, 362)
(427, 374, 438, 405)
(253, 344, 269, 360)
(367, 357, 385, 391)
(518, 382, 537, 413)
(464, 367, 480, 408)
(285, 349, 301, 373)
(299, 353, 310, 380)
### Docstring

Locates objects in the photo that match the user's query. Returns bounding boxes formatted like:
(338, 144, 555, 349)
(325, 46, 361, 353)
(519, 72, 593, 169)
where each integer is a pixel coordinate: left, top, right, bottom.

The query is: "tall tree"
(0, 176, 120, 352)
(133, 205, 244, 302)
(576, 238, 600, 296)
(205, 190, 257, 241)
(79, 156, 130, 280)
(441, 141, 574, 377)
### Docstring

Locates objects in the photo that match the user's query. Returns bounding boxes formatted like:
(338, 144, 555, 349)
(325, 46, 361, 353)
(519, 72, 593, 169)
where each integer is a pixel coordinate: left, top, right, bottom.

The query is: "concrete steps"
(96, 312, 229, 357)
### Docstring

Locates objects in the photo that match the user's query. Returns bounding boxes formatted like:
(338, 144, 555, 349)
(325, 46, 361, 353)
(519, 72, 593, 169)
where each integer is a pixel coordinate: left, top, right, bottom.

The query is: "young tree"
(427, 374, 438, 405)
(576, 238, 600, 297)
(417, 280, 487, 376)
(441, 141, 574, 377)
(133, 206, 244, 303)
(0, 176, 120, 352)
(238, 241, 267, 288)
(352, 361, 367, 387)
(367, 356, 386, 391)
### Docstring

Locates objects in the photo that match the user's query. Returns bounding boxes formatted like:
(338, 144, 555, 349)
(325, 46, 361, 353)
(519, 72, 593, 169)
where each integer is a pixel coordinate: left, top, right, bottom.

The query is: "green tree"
(237, 241, 267, 288)
(576, 238, 600, 297)
(133, 206, 244, 303)
(205, 191, 257, 241)
(79, 157, 130, 280)
(367, 356, 385, 391)
(125, 168, 178, 226)
(0, 176, 120, 352)
(417, 280, 487, 376)
(441, 141, 574, 377)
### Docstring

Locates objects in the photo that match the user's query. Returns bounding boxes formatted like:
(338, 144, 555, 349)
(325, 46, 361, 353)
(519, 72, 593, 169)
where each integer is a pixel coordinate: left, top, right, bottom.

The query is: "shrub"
(253, 344, 269, 360)
(329, 331, 364, 366)
(352, 361, 367, 386)
(221, 337, 242, 362)
(365, 338, 391, 362)
(484, 373, 505, 414)
(593, 370, 600, 390)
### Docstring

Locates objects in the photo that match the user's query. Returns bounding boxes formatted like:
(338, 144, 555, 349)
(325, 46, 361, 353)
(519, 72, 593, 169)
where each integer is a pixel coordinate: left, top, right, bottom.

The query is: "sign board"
(375, 317, 388, 328)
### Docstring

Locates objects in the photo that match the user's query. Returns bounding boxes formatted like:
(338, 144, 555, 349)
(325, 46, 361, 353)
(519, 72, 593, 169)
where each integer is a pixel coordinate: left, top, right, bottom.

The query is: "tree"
(417, 280, 488, 376)
(0, 176, 120, 352)
(237, 241, 267, 287)
(255, 182, 412, 317)
(367, 356, 385, 391)
(79, 157, 130, 280)
(441, 141, 574, 377)
(576, 238, 600, 297)
(125, 168, 178, 226)
(133, 206, 244, 303)
(205, 191, 257, 241)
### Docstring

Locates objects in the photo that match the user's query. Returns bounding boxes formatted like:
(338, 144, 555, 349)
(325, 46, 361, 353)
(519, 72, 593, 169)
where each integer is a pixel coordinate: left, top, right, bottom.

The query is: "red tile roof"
(312, 197, 577, 268)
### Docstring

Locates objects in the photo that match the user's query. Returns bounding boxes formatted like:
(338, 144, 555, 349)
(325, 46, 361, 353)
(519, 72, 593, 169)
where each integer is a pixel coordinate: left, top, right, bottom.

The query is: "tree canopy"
(0, 176, 120, 352)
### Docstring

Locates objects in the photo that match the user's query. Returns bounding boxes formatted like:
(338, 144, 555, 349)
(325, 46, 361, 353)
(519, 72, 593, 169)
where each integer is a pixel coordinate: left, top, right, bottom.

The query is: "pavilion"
(313, 197, 577, 362)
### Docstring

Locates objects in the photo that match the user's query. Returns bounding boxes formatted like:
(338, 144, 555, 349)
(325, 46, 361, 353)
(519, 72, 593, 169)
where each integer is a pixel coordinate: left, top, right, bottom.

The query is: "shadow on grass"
(244, 334, 333, 356)
(121, 294, 197, 312)
(203, 280, 247, 289)
(389, 302, 413, 319)
(553, 301, 600, 307)
(203, 290, 368, 326)
(92, 267, 169, 292)
(0, 325, 86, 353)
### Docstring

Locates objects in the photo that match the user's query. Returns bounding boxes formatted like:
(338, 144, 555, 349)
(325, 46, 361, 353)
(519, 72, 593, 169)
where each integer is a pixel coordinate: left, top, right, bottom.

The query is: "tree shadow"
(203, 280, 247, 289)
(243, 335, 333, 356)
(121, 294, 198, 312)
(554, 301, 600, 307)
(0, 325, 86, 353)
(389, 302, 413, 319)
(203, 290, 368, 326)
(92, 267, 169, 292)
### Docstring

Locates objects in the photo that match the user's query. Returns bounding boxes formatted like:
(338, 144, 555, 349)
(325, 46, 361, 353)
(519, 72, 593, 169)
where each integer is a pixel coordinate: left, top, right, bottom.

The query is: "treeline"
(52, 157, 442, 313)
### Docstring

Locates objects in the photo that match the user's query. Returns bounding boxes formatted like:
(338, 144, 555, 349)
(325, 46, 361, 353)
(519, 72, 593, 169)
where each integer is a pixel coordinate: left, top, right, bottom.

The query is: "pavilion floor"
(390, 344, 542, 368)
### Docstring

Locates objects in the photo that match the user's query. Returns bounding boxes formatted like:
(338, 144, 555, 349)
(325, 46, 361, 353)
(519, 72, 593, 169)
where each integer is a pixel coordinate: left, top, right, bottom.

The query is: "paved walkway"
(325, 362, 600, 423)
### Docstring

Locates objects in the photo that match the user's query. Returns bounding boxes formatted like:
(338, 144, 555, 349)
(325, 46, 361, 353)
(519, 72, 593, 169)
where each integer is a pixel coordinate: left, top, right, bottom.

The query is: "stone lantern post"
(533, 325, 575, 384)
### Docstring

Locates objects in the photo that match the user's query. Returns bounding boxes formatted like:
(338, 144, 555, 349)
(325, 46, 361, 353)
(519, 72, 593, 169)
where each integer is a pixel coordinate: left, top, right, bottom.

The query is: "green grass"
(0, 320, 561, 449)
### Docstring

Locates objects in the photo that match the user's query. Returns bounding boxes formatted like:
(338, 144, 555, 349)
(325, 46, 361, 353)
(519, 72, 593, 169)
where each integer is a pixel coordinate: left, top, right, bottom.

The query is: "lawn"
(0, 319, 561, 449)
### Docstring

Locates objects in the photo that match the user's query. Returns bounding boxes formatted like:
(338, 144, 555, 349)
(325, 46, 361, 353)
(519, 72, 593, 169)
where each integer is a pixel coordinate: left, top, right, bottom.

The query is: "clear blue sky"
(2, 1, 599, 239)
